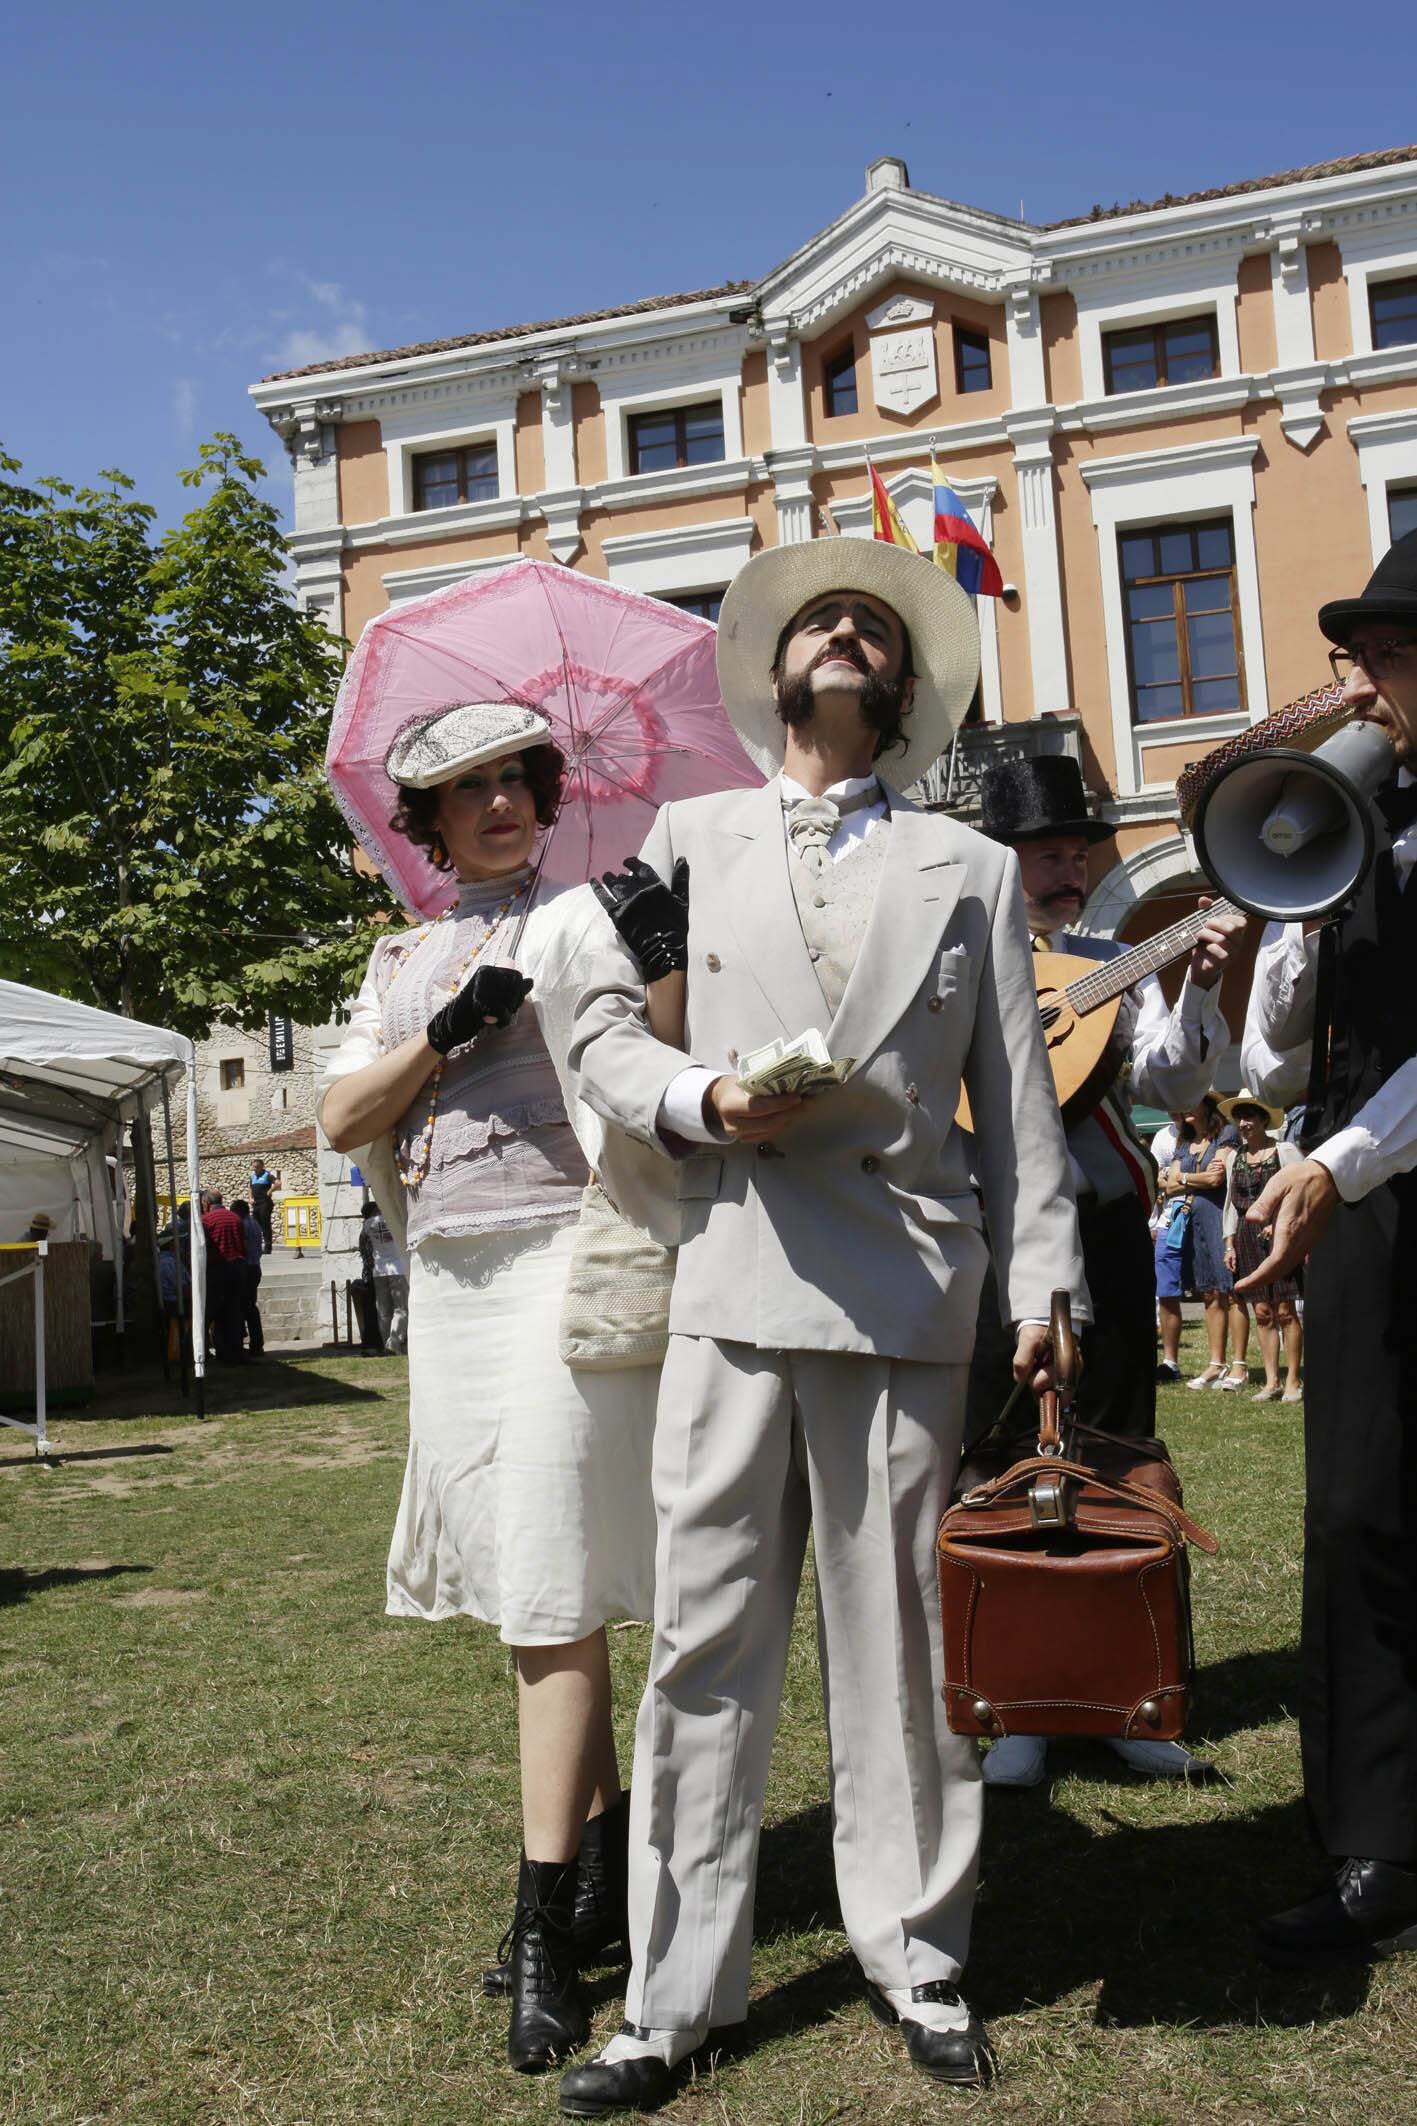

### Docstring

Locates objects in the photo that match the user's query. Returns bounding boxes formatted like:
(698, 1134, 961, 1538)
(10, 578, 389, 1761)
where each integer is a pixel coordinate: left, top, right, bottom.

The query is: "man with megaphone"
(1239, 526, 1417, 1967)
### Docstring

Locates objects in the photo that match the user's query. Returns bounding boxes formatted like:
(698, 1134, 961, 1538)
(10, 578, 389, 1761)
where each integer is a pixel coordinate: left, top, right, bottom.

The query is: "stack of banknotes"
(736, 1028, 855, 1096)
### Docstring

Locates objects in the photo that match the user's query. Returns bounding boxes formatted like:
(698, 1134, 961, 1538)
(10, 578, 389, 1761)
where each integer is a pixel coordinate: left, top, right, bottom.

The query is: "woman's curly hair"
(389, 740, 566, 872)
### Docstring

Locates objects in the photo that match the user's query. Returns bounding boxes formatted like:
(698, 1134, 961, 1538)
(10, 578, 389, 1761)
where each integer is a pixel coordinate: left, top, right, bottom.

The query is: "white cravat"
(779, 771, 887, 863)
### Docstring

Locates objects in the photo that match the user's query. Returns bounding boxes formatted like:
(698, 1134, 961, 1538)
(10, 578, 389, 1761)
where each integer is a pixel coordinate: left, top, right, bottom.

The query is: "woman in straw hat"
(1220, 1090, 1303, 1402)
(320, 703, 679, 2076)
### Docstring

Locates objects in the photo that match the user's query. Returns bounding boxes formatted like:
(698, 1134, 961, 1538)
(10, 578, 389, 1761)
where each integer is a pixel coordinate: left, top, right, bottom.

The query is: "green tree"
(0, 434, 392, 1034)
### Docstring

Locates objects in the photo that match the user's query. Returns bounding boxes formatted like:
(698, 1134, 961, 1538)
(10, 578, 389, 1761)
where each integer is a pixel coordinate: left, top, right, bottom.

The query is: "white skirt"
(387, 1222, 658, 1644)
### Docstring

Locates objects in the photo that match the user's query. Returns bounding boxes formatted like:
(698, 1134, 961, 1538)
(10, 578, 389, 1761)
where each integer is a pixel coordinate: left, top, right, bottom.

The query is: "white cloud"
(172, 376, 198, 439)
(271, 277, 373, 369)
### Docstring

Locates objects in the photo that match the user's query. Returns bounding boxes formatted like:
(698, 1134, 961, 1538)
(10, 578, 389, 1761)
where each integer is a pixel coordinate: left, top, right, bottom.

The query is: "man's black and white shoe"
(866, 1980, 996, 2087)
(558, 2024, 688, 2117)
(1258, 1857, 1417, 1965)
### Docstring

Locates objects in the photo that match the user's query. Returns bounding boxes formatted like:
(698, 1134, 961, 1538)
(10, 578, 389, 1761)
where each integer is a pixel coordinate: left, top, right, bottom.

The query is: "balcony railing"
(909, 712, 1085, 818)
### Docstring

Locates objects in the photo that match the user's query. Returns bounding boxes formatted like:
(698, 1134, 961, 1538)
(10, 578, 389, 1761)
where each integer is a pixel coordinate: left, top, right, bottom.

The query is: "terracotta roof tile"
(1045, 142, 1417, 230)
(260, 281, 757, 384)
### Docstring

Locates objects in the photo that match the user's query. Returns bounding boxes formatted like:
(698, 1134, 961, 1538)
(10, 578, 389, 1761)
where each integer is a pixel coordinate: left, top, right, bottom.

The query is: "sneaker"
(982, 1734, 1048, 1787)
(1156, 1360, 1181, 1384)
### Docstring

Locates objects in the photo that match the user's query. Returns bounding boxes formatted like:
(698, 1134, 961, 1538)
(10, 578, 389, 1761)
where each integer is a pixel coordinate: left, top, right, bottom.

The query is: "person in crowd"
(1153, 1096, 1241, 1390)
(353, 1202, 386, 1353)
(970, 764, 1241, 1790)
(230, 1198, 265, 1358)
(356, 1207, 407, 1352)
(200, 1190, 247, 1364)
(1238, 528, 1417, 1965)
(1219, 1092, 1302, 1403)
(24, 1211, 57, 1243)
(559, 539, 1086, 2114)
(320, 702, 678, 2076)
(249, 1158, 280, 1255)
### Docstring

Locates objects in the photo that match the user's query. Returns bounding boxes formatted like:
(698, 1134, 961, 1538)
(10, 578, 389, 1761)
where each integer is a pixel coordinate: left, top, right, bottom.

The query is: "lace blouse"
(371, 870, 587, 1249)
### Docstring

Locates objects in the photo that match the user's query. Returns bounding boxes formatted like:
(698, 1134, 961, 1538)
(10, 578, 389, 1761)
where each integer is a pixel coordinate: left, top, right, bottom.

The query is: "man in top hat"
(557, 538, 1088, 2114)
(970, 754, 1244, 1788)
(1238, 526, 1417, 1965)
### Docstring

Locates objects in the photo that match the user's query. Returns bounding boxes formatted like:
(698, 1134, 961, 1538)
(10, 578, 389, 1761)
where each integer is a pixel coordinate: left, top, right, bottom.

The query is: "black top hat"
(1318, 527, 1417, 644)
(978, 754, 1114, 845)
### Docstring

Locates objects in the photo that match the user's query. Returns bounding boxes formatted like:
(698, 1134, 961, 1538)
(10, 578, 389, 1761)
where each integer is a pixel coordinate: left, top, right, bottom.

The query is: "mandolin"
(959, 896, 1240, 1130)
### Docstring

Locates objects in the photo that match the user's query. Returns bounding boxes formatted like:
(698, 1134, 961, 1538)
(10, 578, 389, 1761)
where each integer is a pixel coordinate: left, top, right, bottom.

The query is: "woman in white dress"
(320, 702, 673, 2075)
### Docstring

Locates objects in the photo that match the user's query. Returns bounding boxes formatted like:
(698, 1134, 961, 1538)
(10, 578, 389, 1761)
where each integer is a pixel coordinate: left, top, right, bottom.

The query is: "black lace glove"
(591, 857, 690, 981)
(425, 964, 533, 1056)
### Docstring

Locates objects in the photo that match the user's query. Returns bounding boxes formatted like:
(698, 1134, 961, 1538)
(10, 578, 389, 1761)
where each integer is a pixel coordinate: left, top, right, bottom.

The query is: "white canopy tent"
(0, 979, 206, 1450)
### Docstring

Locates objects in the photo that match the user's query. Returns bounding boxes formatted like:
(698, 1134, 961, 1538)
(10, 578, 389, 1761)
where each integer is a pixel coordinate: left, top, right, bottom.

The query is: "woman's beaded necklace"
(397, 873, 530, 1191)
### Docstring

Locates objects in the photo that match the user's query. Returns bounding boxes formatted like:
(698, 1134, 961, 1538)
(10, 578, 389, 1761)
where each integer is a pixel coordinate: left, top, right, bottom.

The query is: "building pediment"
(755, 185, 1034, 343)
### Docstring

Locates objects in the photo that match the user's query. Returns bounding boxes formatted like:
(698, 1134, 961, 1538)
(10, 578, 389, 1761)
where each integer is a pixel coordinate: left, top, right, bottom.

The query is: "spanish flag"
(932, 457, 1003, 597)
(869, 461, 918, 553)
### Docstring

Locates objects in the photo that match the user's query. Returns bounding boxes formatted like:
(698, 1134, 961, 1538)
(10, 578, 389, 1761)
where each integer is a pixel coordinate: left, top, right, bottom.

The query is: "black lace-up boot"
(484, 1795, 630, 1996)
(505, 1853, 589, 2073)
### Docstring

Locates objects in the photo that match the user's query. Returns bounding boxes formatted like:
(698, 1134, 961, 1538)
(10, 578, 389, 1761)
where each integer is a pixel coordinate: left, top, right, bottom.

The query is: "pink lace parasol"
(327, 558, 763, 918)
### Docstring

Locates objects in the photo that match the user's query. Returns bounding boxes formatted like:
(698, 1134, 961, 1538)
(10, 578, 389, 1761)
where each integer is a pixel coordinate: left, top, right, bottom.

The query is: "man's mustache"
(1040, 888, 1084, 907)
(812, 640, 868, 674)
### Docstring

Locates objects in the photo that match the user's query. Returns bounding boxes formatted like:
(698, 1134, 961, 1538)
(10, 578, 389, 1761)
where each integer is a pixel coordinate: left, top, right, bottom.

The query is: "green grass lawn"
(3, 1335, 1414, 2124)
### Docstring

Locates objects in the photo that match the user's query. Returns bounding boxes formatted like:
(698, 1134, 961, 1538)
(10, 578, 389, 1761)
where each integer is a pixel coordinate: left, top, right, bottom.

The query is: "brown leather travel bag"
(938, 1292, 1218, 1742)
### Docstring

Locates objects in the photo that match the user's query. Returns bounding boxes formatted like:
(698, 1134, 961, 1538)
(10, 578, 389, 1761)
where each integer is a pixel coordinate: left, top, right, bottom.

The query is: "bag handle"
(1035, 1288, 1077, 1457)
(957, 1453, 1219, 1554)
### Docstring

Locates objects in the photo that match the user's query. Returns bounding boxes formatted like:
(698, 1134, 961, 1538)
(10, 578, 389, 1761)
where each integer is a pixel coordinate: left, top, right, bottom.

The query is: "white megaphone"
(1193, 716, 1397, 921)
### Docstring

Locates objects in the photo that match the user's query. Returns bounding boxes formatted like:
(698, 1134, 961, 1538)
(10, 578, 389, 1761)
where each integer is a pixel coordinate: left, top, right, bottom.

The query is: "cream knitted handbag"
(557, 1178, 675, 1371)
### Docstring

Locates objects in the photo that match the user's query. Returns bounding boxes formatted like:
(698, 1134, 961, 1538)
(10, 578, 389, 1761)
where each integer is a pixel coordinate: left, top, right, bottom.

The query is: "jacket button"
(906, 1085, 920, 1105)
(757, 1142, 784, 1159)
(705, 952, 722, 971)
(861, 1154, 879, 1173)
(927, 995, 943, 1014)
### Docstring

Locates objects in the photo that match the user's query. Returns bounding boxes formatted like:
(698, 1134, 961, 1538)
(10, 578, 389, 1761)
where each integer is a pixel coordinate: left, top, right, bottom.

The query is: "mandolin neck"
(1060, 897, 1237, 1018)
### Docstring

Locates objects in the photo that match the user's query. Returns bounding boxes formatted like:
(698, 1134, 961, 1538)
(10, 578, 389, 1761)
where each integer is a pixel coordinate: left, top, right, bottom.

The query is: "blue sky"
(4, 0, 1414, 529)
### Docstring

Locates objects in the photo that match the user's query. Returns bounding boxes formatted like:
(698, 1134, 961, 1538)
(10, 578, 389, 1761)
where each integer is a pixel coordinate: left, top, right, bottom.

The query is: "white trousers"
(624, 1334, 982, 2034)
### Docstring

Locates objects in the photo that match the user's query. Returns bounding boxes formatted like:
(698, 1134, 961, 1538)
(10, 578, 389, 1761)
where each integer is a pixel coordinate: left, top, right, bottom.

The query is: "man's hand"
(1235, 1157, 1339, 1291)
(1189, 896, 1249, 990)
(704, 1076, 804, 1144)
(1012, 1321, 1057, 1399)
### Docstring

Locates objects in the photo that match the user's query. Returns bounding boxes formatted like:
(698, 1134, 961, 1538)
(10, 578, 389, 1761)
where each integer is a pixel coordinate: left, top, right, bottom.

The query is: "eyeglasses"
(1328, 640, 1417, 683)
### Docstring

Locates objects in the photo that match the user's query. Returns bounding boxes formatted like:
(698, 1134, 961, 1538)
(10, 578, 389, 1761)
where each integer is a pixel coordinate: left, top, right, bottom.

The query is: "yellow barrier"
(280, 1196, 322, 1249)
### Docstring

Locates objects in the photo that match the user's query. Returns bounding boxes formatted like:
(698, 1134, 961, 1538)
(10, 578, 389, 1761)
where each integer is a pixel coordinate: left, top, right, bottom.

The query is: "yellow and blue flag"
(932, 458, 1003, 597)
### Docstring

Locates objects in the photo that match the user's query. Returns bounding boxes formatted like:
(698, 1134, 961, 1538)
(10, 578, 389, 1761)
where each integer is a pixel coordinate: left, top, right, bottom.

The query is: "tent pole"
(106, 1138, 125, 1348)
(33, 1242, 49, 1457)
(159, 1075, 190, 1398)
(184, 1062, 206, 1422)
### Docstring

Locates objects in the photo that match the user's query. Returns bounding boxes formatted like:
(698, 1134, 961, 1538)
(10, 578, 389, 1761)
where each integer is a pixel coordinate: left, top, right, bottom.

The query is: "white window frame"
(1340, 230, 1417, 358)
(380, 397, 519, 519)
(599, 515, 755, 600)
(1076, 274, 1240, 405)
(1348, 407, 1417, 564)
(1081, 436, 1265, 798)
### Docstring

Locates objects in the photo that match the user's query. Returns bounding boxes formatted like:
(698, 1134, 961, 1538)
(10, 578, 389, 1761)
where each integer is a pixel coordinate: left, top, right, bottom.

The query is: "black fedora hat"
(1318, 526, 1417, 644)
(979, 754, 1114, 845)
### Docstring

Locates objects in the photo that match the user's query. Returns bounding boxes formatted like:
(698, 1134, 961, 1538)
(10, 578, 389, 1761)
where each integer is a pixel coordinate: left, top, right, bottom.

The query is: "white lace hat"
(384, 702, 552, 789)
(715, 539, 981, 778)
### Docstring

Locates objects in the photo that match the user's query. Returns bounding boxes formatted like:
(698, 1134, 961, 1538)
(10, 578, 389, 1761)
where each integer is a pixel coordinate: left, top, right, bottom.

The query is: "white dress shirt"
(659, 773, 886, 1146)
(1240, 771, 1417, 1202)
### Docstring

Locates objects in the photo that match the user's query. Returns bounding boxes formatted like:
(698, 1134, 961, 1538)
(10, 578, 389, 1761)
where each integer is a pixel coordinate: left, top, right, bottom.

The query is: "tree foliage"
(0, 435, 393, 1034)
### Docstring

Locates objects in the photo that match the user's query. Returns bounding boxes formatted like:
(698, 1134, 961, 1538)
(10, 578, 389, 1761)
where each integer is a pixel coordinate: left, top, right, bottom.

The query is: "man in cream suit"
(558, 539, 1087, 2117)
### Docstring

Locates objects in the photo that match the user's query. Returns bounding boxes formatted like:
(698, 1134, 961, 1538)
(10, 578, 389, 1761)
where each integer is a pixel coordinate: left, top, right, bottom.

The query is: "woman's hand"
(592, 857, 689, 981)
(426, 965, 533, 1056)
(1224, 1239, 1237, 1272)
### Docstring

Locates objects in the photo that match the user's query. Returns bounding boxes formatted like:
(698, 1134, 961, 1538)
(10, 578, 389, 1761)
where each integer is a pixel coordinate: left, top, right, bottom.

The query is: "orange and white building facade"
(252, 145, 1417, 940)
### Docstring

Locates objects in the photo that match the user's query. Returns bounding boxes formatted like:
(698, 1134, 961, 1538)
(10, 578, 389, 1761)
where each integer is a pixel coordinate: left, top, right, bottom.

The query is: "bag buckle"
(1029, 1473, 1071, 1529)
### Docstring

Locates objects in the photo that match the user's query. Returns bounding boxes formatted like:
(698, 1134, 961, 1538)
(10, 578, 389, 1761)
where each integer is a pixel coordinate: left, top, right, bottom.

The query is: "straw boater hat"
(28, 1211, 56, 1233)
(384, 702, 552, 788)
(1218, 1087, 1287, 1132)
(715, 539, 981, 779)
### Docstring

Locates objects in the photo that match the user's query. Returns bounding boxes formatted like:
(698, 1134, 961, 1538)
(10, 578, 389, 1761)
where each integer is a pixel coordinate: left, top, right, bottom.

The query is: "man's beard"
(774, 659, 912, 753)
